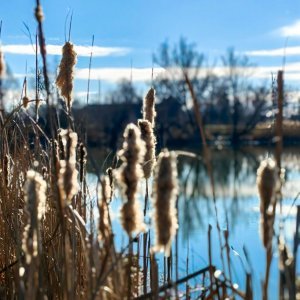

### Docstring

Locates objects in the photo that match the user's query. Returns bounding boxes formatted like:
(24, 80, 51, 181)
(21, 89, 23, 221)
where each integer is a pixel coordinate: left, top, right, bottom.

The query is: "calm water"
(87, 146, 300, 299)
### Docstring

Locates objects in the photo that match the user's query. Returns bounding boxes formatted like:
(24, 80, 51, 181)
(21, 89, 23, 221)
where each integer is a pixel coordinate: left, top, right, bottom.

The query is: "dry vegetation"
(0, 2, 298, 300)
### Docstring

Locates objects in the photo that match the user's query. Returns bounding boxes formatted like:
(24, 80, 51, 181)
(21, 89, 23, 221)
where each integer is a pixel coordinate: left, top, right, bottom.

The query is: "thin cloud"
(76, 64, 300, 82)
(1, 44, 130, 57)
(75, 67, 165, 82)
(14, 63, 300, 83)
(278, 20, 300, 37)
(245, 46, 300, 57)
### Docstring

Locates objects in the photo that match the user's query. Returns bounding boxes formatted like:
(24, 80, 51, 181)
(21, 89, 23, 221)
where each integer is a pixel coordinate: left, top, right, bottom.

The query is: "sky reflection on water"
(87, 146, 300, 299)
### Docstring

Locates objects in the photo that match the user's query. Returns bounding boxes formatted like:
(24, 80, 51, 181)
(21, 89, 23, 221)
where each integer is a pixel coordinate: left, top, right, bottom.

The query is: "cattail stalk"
(56, 42, 77, 112)
(152, 150, 178, 256)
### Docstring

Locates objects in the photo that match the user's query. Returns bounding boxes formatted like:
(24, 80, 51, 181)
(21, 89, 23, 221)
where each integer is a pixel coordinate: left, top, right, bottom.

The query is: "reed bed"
(0, 3, 298, 300)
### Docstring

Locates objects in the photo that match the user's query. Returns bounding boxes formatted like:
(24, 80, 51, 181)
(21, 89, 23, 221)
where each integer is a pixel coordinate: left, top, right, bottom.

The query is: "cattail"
(22, 97, 30, 109)
(138, 119, 156, 179)
(22, 77, 30, 109)
(78, 143, 87, 183)
(58, 129, 77, 162)
(115, 123, 146, 236)
(34, 5, 44, 23)
(22, 170, 47, 264)
(106, 167, 114, 202)
(143, 87, 156, 127)
(56, 42, 77, 112)
(152, 150, 178, 256)
(257, 158, 278, 249)
(0, 50, 5, 78)
(58, 129, 78, 205)
(98, 176, 111, 243)
(58, 161, 78, 205)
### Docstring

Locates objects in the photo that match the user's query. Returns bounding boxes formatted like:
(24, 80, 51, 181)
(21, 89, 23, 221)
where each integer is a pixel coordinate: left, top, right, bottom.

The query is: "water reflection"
(86, 146, 300, 299)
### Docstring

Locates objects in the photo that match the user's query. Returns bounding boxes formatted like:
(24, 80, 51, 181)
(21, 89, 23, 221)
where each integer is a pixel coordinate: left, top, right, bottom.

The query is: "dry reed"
(152, 149, 178, 256)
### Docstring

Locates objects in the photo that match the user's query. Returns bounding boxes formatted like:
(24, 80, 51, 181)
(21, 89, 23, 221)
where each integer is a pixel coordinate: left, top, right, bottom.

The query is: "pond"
(87, 146, 300, 299)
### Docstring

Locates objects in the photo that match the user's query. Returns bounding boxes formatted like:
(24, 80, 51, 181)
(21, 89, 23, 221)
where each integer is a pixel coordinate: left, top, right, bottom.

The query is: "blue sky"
(1, 0, 300, 101)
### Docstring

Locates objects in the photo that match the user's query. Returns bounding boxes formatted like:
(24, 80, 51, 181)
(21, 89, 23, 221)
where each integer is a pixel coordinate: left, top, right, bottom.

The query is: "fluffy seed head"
(98, 176, 112, 243)
(56, 42, 77, 112)
(58, 129, 78, 163)
(23, 170, 47, 263)
(24, 170, 47, 221)
(143, 87, 156, 127)
(138, 119, 156, 178)
(115, 123, 146, 235)
(152, 150, 178, 256)
(257, 158, 278, 213)
(257, 158, 278, 249)
(58, 130, 78, 205)
(58, 161, 79, 205)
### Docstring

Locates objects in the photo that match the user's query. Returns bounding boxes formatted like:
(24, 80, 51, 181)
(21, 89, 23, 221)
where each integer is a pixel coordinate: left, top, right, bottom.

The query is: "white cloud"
(13, 63, 300, 83)
(245, 46, 300, 57)
(278, 20, 300, 37)
(1, 44, 130, 57)
(75, 67, 165, 82)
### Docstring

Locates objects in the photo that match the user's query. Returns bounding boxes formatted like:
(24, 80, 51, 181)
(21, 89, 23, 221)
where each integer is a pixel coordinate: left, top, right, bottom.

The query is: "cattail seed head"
(22, 96, 30, 109)
(58, 130, 78, 205)
(58, 129, 78, 162)
(0, 51, 5, 78)
(257, 158, 278, 212)
(34, 5, 44, 22)
(56, 42, 77, 112)
(78, 143, 87, 183)
(152, 150, 178, 256)
(138, 119, 156, 179)
(106, 167, 114, 202)
(115, 123, 146, 235)
(23, 170, 47, 264)
(24, 170, 47, 221)
(98, 176, 112, 244)
(143, 87, 156, 127)
(257, 158, 278, 249)
(58, 160, 79, 205)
